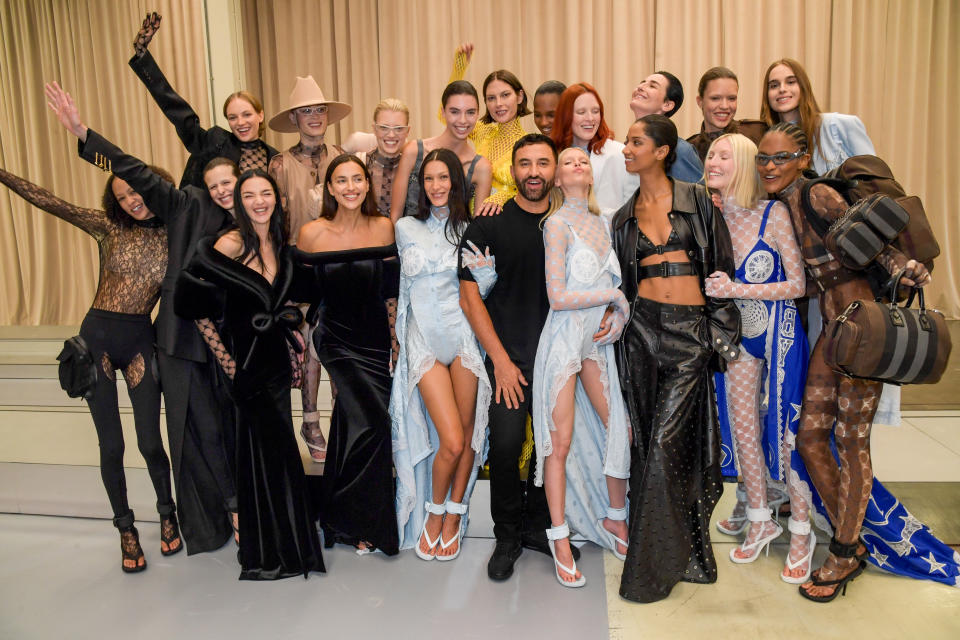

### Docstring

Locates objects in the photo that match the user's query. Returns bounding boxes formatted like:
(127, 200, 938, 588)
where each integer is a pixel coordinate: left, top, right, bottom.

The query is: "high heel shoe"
(729, 506, 783, 564)
(798, 537, 866, 603)
(767, 483, 790, 525)
(119, 525, 147, 574)
(546, 522, 585, 588)
(781, 517, 817, 584)
(717, 486, 749, 535)
(414, 501, 445, 561)
(436, 500, 467, 562)
(596, 506, 628, 561)
(300, 413, 326, 463)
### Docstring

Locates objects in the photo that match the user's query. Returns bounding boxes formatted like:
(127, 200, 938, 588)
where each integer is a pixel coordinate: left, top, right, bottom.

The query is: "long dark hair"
(102, 165, 174, 227)
(638, 114, 678, 173)
(415, 148, 470, 245)
(319, 154, 378, 220)
(231, 169, 286, 268)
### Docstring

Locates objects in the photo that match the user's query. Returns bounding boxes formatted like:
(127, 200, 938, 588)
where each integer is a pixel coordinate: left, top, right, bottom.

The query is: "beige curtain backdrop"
(0, 0, 209, 324)
(1, 0, 957, 322)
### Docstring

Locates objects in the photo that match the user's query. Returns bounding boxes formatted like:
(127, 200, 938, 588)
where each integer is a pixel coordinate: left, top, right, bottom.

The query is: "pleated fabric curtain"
(0, 0, 210, 324)
(1, 0, 957, 322)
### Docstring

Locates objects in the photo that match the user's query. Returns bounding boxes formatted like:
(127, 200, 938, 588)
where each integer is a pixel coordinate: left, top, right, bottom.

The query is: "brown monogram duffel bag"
(822, 272, 951, 385)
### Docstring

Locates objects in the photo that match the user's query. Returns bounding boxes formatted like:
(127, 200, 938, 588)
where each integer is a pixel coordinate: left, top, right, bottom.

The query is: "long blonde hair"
(543, 147, 600, 225)
(705, 133, 764, 210)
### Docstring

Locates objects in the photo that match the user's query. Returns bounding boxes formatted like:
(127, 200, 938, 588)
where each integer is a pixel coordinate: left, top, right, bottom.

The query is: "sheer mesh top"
(0, 168, 167, 315)
(239, 141, 270, 173)
(367, 149, 401, 217)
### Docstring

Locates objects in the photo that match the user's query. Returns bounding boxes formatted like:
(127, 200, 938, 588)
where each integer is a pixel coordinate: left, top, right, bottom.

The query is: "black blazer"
(129, 51, 278, 189)
(78, 129, 233, 361)
(611, 179, 741, 373)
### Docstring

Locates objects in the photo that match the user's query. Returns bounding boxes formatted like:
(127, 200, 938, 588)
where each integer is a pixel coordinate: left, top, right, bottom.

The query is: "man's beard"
(516, 176, 549, 202)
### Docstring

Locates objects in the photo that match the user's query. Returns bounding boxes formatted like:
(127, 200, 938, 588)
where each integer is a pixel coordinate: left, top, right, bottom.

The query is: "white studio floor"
(1, 328, 959, 639)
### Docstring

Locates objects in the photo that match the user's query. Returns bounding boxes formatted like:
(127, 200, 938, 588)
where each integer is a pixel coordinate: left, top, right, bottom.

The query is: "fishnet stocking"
(725, 355, 780, 555)
(196, 318, 235, 379)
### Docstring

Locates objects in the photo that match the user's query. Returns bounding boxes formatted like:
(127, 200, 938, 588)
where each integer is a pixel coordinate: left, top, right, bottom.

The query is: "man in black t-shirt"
(459, 133, 571, 581)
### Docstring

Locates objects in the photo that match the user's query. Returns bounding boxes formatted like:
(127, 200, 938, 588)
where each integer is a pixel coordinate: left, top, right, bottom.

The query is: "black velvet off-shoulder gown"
(292, 244, 400, 556)
(179, 238, 324, 579)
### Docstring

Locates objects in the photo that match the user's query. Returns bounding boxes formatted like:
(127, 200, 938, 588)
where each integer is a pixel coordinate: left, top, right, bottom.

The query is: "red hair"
(550, 82, 614, 155)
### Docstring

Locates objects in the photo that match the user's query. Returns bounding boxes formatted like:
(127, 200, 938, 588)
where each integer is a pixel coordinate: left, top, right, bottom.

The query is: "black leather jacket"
(611, 179, 741, 374)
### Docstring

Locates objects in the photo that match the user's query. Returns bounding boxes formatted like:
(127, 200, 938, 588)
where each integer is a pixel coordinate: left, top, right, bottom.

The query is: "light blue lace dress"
(390, 207, 492, 550)
(530, 199, 631, 550)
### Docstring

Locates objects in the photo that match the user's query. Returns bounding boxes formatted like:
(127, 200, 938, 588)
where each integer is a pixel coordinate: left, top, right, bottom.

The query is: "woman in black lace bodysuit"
(0, 167, 180, 573)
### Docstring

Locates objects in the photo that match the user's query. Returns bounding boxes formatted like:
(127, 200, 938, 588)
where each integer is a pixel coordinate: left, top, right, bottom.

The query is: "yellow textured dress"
(445, 51, 527, 207)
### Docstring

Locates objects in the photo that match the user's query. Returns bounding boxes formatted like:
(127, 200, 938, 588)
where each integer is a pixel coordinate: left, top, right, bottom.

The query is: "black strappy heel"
(798, 537, 866, 603)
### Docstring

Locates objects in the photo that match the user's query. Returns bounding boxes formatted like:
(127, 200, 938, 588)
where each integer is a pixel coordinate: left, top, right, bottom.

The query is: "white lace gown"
(390, 210, 492, 550)
(530, 201, 631, 549)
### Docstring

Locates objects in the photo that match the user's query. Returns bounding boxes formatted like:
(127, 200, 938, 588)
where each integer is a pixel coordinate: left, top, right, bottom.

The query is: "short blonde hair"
(705, 133, 764, 210)
(373, 98, 409, 123)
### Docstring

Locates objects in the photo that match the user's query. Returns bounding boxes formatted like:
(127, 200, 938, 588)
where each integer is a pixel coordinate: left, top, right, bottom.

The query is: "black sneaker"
(521, 530, 580, 561)
(487, 540, 523, 581)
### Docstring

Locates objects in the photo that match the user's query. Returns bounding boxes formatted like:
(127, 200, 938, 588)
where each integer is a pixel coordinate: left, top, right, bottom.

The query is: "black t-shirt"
(458, 198, 549, 372)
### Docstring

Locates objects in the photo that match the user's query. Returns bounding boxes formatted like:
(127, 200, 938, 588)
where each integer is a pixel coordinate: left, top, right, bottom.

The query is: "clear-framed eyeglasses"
(297, 105, 328, 116)
(373, 124, 410, 135)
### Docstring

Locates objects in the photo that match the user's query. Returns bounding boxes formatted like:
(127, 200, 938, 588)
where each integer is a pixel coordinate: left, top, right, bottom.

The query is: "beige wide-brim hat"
(268, 75, 351, 133)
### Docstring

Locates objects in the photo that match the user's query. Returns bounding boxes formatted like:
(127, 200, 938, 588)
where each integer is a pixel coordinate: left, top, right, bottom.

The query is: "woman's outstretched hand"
(44, 82, 88, 141)
(456, 42, 474, 64)
(133, 11, 162, 57)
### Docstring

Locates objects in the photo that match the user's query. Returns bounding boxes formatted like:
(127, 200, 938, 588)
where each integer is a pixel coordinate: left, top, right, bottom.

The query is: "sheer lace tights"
(726, 355, 811, 570)
(100, 351, 147, 388)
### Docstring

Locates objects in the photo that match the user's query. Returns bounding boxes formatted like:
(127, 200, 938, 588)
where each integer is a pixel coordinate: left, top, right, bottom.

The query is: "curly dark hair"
(102, 165, 174, 227)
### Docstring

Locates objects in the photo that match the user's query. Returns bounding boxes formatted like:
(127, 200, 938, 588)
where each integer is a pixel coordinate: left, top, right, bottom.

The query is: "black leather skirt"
(618, 298, 723, 603)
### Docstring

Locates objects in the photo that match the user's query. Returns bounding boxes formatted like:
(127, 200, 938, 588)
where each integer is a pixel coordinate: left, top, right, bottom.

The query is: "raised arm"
(705, 202, 805, 300)
(128, 12, 214, 156)
(45, 81, 192, 223)
(807, 182, 927, 287)
(436, 44, 473, 123)
(0, 167, 109, 239)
